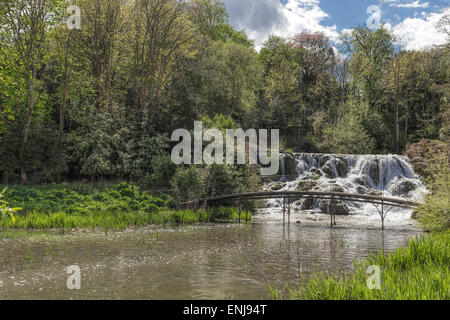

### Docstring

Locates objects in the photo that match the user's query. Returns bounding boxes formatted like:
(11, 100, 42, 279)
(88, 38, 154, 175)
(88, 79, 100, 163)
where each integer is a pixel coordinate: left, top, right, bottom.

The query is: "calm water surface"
(0, 215, 423, 299)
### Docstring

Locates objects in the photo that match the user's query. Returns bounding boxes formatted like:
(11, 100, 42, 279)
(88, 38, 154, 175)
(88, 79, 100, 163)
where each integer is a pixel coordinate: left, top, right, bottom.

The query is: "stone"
(356, 186, 367, 194)
(368, 160, 380, 186)
(270, 182, 285, 191)
(303, 172, 321, 180)
(335, 158, 349, 177)
(354, 176, 368, 187)
(319, 199, 350, 215)
(391, 179, 417, 196)
(368, 190, 382, 196)
(319, 155, 331, 167)
(300, 198, 315, 210)
(296, 180, 317, 191)
(283, 155, 298, 179)
(324, 184, 345, 193)
(404, 139, 450, 178)
(321, 162, 335, 178)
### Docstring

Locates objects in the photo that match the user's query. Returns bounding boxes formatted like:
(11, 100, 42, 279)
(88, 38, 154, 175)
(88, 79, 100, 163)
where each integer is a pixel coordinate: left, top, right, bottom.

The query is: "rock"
(300, 198, 315, 210)
(356, 186, 367, 194)
(319, 156, 331, 167)
(368, 190, 382, 196)
(335, 158, 349, 177)
(323, 184, 345, 193)
(404, 139, 450, 178)
(303, 172, 321, 180)
(368, 160, 380, 186)
(391, 179, 417, 196)
(321, 162, 336, 178)
(270, 182, 285, 191)
(319, 199, 350, 215)
(283, 155, 298, 180)
(296, 180, 317, 191)
(354, 176, 368, 187)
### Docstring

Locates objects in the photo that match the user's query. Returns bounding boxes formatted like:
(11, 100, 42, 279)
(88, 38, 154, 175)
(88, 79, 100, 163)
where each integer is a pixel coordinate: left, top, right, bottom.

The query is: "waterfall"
(263, 153, 427, 222)
(280, 156, 286, 182)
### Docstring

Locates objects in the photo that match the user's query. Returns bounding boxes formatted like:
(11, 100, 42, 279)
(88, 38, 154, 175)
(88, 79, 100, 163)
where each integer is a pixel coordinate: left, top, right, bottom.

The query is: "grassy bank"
(271, 231, 449, 300)
(0, 183, 251, 230)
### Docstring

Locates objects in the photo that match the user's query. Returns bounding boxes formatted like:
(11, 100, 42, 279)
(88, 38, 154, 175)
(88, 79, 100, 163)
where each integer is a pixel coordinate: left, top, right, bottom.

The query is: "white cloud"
(392, 0, 430, 8)
(392, 8, 449, 50)
(381, 0, 430, 8)
(224, 0, 339, 50)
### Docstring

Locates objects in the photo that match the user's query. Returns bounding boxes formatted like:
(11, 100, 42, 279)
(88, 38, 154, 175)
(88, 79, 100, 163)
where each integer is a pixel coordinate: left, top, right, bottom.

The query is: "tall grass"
(0, 183, 251, 230)
(271, 231, 449, 300)
(0, 207, 251, 230)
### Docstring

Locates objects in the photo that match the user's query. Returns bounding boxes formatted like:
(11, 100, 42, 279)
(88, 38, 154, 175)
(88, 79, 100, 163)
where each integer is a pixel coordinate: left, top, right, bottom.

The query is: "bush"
(318, 100, 375, 154)
(418, 154, 450, 232)
(170, 165, 205, 202)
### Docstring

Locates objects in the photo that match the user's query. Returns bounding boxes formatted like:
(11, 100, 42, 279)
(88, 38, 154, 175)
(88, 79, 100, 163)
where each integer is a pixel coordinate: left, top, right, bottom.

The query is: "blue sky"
(222, 0, 450, 50)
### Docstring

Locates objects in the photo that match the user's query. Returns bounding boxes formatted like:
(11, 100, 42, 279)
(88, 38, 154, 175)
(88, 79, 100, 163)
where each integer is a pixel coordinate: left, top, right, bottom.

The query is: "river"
(0, 216, 422, 300)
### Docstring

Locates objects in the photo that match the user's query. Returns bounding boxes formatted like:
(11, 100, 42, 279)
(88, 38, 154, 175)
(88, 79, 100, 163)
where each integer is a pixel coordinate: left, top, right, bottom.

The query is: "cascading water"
(261, 153, 427, 226)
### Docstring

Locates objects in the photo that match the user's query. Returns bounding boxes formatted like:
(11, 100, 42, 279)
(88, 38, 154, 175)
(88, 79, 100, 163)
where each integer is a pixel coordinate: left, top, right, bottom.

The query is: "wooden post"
(282, 195, 286, 225)
(332, 194, 336, 226)
(238, 199, 241, 225)
(381, 197, 385, 231)
(245, 202, 248, 224)
(287, 197, 291, 225)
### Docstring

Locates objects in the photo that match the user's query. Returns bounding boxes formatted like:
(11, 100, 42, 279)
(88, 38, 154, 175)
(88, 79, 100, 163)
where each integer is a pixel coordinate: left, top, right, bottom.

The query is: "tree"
(1, 0, 63, 182)
(260, 36, 302, 133)
(71, 0, 124, 109)
(344, 26, 396, 109)
(130, 0, 196, 122)
(343, 26, 397, 152)
(195, 41, 262, 124)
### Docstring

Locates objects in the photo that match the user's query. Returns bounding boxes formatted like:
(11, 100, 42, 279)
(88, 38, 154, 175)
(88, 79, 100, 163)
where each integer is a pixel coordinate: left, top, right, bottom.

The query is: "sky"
(222, 0, 450, 51)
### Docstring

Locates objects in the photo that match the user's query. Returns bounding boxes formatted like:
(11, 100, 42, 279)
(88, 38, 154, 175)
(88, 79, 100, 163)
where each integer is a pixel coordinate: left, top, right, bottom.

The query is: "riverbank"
(0, 183, 251, 230)
(270, 230, 449, 300)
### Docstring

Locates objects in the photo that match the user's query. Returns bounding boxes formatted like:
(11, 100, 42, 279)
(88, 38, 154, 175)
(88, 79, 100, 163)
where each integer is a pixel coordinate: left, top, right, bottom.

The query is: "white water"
(259, 153, 427, 228)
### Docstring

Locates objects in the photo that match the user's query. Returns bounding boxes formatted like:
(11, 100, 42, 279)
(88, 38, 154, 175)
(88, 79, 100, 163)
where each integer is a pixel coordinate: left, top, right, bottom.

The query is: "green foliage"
(170, 166, 205, 202)
(0, 183, 248, 229)
(418, 154, 450, 232)
(272, 231, 449, 300)
(1, 183, 174, 216)
(0, 187, 21, 224)
(318, 100, 375, 154)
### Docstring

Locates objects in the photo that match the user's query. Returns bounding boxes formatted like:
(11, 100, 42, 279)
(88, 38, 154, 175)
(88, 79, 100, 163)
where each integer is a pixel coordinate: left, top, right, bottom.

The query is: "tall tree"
(130, 0, 196, 122)
(1, 0, 63, 182)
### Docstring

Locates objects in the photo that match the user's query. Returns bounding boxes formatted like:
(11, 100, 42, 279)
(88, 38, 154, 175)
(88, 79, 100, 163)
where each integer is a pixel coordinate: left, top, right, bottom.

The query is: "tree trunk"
(395, 105, 399, 154)
(404, 106, 409, 143)
(20, 70, 36, 183)
(60, 31, 73, 135)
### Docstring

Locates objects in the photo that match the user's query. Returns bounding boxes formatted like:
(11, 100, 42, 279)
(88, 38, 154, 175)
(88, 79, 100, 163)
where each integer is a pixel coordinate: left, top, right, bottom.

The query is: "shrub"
(418, 153, 450, 232)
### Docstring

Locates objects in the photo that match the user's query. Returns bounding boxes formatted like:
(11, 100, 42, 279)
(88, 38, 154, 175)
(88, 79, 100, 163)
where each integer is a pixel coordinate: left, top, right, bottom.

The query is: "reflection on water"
(0, 220, 422, 300)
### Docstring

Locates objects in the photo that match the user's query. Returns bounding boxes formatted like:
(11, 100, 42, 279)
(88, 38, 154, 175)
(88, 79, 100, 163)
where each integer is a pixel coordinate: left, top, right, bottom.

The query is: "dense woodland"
(0, 0, 449, 188)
